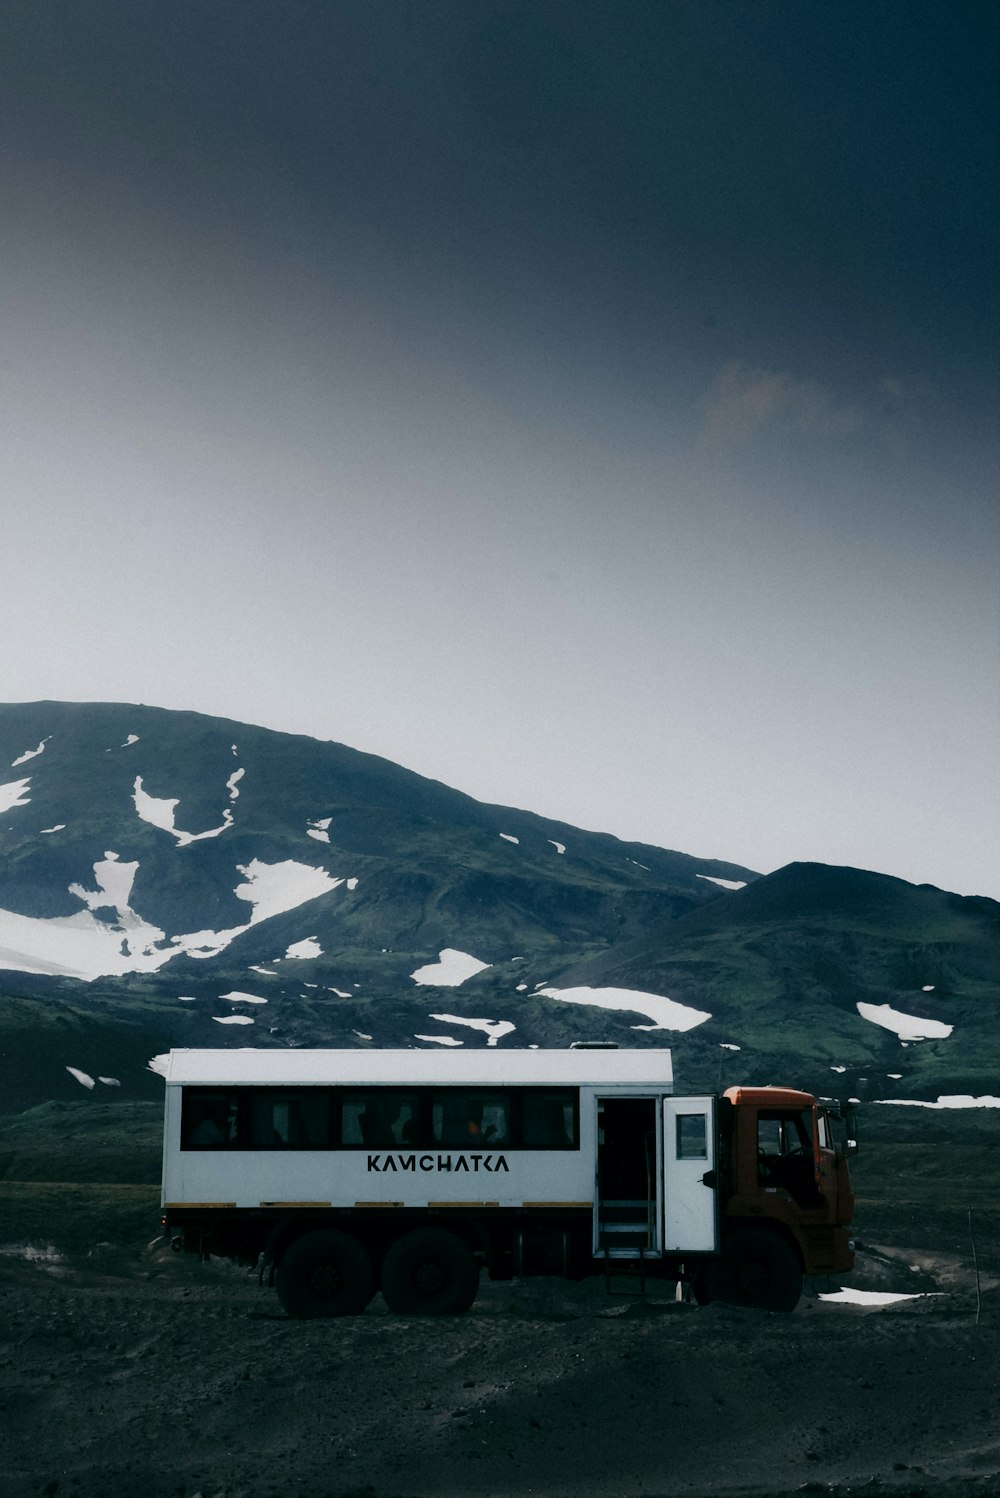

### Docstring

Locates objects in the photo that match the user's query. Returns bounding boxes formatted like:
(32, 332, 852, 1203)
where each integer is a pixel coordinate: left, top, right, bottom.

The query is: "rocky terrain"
(2, 1102, 998, 1498)
(0, 1229, 996, 1498)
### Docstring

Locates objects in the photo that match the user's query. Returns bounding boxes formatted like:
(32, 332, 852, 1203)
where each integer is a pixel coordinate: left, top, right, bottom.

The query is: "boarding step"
(598, 1197, 654, 1256)
(602, 1245, 652, 1298)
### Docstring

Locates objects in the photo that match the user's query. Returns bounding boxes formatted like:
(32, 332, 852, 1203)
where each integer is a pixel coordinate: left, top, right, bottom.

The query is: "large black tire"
(709, 1229, 803, 1312)
(380, 1228, 479, 1316)
(275, 1230, 375, 1318)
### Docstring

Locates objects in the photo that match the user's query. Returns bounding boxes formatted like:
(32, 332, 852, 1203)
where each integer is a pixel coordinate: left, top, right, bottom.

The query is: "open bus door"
(663, 1096, 719, 1252)
(594, 1096, 662, 1257)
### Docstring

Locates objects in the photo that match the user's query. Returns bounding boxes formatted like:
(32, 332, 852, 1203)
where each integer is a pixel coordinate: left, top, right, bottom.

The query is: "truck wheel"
(712, 1229, 802, 1312)
(275, 1230, 375, 1318)
(380, 1228, 479, 1315)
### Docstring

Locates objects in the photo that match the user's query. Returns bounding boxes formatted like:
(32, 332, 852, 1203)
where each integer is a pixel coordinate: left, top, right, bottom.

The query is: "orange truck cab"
(691, 1086, 856, 1309)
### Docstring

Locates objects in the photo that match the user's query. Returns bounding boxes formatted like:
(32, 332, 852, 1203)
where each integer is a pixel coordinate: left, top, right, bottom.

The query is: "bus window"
(250, 1090, 331, 1148)
(182, 1090, 240, 1149)
(522, 1089, 576, 1148)
(342, 1091, 420, 1148)
(433, 1090, 510, 1149)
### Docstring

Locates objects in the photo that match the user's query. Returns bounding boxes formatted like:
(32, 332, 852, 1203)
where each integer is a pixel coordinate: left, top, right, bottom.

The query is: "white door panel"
(662, 1096, 718, 1252)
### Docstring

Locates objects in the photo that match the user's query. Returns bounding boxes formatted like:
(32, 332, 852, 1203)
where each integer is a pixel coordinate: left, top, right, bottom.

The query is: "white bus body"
(160, 1049, 852, 1316)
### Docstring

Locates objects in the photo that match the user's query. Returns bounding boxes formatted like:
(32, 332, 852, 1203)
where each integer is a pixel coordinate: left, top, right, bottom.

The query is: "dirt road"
(0, 1242, 997, 1498)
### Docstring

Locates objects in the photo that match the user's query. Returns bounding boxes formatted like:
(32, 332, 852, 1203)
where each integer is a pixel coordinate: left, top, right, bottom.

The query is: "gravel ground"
(0, 1239, 997, 1498)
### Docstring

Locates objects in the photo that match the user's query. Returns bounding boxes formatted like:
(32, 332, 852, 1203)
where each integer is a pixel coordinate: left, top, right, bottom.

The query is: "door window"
(675, 1111, 708, 1159)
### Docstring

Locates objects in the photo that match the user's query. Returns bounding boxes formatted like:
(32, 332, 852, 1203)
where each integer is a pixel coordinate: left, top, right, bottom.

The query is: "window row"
(181, 1085, 579, 1152)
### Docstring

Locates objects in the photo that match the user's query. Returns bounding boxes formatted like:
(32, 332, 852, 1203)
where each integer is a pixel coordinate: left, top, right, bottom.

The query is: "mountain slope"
(0, 700, 753, 978)
(556, 861, 999, 1097)
(0, 701, 996, 1117)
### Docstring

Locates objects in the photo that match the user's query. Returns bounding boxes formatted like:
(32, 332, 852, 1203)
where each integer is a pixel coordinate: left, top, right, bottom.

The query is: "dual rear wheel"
(275, 1226, 479, 1319)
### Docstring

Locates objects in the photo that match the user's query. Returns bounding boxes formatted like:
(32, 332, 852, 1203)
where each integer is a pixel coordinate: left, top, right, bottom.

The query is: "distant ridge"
(0, 700, 996, 1114)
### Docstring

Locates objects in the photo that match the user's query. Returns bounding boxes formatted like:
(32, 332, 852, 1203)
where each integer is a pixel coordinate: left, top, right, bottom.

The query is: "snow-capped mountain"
(0, 701, 996, 1114)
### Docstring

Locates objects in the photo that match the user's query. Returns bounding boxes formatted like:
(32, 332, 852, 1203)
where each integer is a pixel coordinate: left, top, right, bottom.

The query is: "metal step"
(602, 1245, 650, 1296)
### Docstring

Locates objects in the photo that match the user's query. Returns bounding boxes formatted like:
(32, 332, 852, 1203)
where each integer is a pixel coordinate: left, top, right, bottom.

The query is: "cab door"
(662, 1097, 718, 1252)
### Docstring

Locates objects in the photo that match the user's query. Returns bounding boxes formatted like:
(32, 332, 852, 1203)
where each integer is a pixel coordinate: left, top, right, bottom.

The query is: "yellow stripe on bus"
(428, 1201, 499, 1208)
(521, 1201, 592, 1208)
(162, 1202, 237, 1209)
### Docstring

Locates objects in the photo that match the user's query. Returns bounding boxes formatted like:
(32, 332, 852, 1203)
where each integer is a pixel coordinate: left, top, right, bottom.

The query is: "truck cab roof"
(723, 1085, 815, 1108)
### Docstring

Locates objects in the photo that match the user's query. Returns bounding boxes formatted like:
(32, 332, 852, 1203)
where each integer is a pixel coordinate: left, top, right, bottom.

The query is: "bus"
(160, 1047, 855, 1317)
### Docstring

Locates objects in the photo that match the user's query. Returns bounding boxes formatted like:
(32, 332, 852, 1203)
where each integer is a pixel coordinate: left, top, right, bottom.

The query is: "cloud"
(701, 362, 864, 444)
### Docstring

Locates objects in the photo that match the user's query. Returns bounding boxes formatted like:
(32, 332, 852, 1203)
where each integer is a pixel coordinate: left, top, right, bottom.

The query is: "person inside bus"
(189, 1098, 236, 1147)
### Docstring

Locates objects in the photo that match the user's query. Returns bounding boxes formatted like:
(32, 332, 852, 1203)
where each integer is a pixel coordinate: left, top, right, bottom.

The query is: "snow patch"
(0, 856, 342, 981)
(307, 816, 332, 843)
(0, 777, 31, 813)
(696, 875, 747, 890)
(69, 851, 138, 914)
(132, 775, 235, 845)
(516, 983, 529, 992)
(830, 1065, 847, 1073)
(40, 824, 66, 834)
(548, 840, 566, 855)
(285, 937, 323, 960)
(874, 1095, 1000, 1110)
(819, 1288, 932, 1306)
(121, 734, 139, 748)
(66, 1066, 95, 1090)
(921, 985, 935, 992)
(329, 987, 352, 998)
(237, 860, 342, 924)
(98, 1076, 120, 1087)
(12, 738, 49, 766)
(226, 768, 245, 801)
(249, 966, 278, 976)
(719, 1043, 741, 1051)
(499, 833, 519, 845)
(856, 1002, 953, 1041)
(178, 996, 197, 1002)
(416, 1035, 464, 1047)
(346, 877, 358, 890)
(411, 949, 492, 987)
(537, 985, 711, 1032)
(212, 1014, 255, 1025)
(218, 990, 268, 1005)
(428, 1014, 516, 1047)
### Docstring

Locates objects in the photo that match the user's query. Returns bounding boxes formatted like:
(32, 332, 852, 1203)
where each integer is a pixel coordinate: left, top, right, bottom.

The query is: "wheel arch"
(722, 1216, 805, 1267)
(263, 1210, 494, 1284)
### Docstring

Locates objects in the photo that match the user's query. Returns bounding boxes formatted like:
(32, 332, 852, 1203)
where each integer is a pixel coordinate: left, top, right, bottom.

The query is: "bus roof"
(160, 1047, 674, 1089)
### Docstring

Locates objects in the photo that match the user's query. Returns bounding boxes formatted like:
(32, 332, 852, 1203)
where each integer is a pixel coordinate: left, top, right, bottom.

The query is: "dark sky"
(2, 1, 998, 895)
